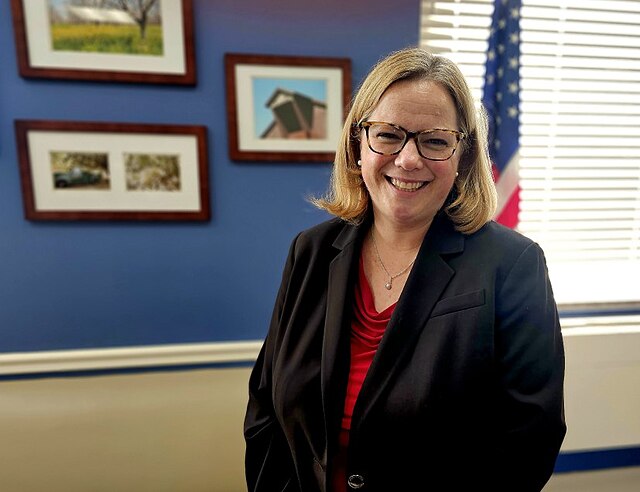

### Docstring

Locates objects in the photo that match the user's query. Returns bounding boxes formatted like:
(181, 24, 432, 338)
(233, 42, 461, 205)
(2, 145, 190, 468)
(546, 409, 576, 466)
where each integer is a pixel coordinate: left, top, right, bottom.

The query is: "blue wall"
(0, 0, 421, 352)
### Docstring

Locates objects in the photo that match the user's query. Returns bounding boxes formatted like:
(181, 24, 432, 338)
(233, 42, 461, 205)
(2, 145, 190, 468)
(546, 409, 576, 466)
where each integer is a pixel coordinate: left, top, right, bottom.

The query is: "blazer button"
(347, 474, 365, 489)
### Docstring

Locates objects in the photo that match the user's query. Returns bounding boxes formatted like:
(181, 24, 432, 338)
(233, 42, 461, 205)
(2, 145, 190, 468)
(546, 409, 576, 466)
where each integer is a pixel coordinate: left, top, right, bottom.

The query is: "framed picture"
(15, 120, 210, 221)
(225, 53, 351, 162)
(10, 0, 196, 85)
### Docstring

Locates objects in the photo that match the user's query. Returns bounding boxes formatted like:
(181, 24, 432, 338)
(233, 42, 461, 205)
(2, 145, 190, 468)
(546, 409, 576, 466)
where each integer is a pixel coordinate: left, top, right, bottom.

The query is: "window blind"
(421, 0, 640, 309)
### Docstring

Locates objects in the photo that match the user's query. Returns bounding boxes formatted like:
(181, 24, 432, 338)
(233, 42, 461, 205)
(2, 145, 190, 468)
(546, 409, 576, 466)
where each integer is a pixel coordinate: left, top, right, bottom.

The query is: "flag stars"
(483, 2, 520, 201)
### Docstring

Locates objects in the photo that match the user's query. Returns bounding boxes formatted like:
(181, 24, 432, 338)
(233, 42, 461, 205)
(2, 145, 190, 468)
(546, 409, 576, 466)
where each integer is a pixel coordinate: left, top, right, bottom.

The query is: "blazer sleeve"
(244, 234, 300, 492)
(494, 242, 567, 492)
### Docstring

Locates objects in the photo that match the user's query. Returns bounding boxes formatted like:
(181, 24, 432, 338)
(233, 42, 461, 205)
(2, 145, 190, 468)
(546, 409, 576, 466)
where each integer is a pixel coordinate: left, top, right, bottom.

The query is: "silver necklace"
(370, 230, 417, 290)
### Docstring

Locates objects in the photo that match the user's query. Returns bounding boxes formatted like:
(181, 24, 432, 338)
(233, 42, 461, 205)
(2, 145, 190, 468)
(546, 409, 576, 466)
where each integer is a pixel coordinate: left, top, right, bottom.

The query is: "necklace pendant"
(384, 281, 392, 290)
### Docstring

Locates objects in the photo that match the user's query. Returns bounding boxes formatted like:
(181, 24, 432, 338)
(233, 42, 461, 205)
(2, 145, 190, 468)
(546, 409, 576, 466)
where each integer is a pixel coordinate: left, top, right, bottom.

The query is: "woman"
(245, 47, 566, 492)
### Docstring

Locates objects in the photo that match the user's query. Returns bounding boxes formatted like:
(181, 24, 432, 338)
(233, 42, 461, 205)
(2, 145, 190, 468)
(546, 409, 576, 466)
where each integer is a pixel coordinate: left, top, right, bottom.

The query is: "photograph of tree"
(50, 151, 110, 190)
(47, 0, 163, 56)
(125, 153, 181, 191)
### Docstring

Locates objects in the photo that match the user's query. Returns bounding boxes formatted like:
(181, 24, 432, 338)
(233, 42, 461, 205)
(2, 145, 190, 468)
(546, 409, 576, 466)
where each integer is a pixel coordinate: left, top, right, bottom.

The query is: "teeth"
(390, 178, 425, 191)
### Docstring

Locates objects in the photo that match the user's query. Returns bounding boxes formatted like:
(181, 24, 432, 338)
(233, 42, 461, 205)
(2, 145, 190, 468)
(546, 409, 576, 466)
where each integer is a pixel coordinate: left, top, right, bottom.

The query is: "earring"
(455, 172, 459, 177)
(357, 160, 362, 167)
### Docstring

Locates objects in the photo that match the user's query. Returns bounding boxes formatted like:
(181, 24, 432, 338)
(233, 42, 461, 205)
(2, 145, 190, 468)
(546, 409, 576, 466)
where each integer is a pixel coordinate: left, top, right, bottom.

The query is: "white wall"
(0, 367, 251, 492)
(1, 325, 639, 492)
(562, 325, 640, 451)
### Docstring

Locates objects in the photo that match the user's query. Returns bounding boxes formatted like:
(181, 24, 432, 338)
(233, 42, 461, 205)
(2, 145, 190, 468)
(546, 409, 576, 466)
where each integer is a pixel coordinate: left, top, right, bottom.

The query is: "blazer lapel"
(351, 214, 464, 427)
(321, 221, 366, 458)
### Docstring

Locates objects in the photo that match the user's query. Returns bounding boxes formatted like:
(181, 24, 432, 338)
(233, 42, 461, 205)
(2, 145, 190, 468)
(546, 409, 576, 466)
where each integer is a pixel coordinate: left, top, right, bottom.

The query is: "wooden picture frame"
(10, 0, 196, 85)
(225, 53, 351, 162)
(15, 120, 210, 221)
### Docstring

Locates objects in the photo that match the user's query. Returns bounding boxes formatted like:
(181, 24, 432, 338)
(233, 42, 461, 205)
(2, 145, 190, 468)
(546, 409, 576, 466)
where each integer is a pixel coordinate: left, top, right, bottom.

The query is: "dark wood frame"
(15, 120, 210, 221)
(225, 53, 351, 162)
(10, 0, 196, 85)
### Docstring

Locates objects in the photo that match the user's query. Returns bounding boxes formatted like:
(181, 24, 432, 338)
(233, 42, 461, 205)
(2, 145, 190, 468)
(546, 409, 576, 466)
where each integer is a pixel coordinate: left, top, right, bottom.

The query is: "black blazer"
(245, 213, 566, 492)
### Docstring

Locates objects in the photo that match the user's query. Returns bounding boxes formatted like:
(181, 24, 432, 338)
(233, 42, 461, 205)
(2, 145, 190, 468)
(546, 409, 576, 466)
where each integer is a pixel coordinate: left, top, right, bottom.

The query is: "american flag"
(482, 0, 521, 229)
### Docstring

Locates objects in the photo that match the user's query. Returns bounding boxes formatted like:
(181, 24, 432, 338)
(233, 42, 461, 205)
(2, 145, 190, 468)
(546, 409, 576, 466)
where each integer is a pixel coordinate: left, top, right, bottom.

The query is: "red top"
(331, 255, 396, 492)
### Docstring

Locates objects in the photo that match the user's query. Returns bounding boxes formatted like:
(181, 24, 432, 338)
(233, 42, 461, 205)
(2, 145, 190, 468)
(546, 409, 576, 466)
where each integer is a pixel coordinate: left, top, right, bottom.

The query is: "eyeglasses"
(358, 121, 465, 161)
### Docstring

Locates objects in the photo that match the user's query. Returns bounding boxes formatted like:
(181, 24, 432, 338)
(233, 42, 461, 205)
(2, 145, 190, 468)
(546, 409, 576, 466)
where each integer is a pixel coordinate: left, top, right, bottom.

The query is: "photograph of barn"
(259, 88, 327, 140)
(65, 6, 137, 25)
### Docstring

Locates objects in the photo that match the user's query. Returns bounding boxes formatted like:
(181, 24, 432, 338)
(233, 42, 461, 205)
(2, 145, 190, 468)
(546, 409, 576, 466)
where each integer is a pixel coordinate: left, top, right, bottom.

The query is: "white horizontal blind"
(421, 0, 640, 308)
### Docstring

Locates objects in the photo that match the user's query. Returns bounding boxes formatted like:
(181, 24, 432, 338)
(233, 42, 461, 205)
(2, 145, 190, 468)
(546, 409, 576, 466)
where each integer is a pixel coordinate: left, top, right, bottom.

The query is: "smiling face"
(359, 78, 461, 232)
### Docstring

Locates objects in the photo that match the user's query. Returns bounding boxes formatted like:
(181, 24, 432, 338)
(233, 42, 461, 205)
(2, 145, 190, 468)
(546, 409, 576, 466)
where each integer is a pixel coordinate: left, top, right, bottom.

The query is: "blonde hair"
(311, 47, 497, 234)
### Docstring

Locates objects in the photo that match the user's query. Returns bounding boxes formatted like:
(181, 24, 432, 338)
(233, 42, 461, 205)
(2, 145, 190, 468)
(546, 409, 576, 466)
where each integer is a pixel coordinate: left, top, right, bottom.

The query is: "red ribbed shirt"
(331, 255, 396, 492)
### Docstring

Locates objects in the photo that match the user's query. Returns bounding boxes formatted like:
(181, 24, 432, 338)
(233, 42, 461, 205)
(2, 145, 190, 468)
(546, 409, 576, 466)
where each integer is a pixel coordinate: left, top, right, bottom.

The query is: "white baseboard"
(0, 340, 263, 375)
(2, 316, 639, 376)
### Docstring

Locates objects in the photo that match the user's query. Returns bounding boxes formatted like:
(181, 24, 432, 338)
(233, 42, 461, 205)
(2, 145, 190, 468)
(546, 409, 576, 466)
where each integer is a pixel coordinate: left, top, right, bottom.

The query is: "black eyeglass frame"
(358, 121, 466, 161)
